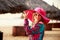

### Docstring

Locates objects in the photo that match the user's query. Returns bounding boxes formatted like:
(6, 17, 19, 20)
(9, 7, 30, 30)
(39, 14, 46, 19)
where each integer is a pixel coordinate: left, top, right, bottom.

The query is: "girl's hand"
(23, 11, 28, 19)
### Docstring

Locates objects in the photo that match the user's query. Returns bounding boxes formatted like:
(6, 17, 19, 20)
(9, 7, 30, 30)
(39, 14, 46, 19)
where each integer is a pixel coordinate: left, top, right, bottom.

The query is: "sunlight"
(43, 0, 60, 9)
(0, 13, 23, 27)
(0, 13, 32, 27)
(43, 0, 53, 6)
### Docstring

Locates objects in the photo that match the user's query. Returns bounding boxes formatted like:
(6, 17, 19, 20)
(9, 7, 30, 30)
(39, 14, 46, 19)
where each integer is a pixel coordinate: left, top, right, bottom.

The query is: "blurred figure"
(23, 7, 50, 40)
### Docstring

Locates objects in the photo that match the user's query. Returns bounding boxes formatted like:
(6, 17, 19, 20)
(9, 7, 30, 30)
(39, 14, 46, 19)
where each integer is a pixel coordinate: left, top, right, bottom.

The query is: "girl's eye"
(34, 14, 37, 16)
(35, 14, 37, 16)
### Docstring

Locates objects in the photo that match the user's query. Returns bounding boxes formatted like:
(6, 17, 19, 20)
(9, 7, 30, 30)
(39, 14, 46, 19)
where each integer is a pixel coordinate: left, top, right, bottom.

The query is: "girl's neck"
(33, 21, 38, 24)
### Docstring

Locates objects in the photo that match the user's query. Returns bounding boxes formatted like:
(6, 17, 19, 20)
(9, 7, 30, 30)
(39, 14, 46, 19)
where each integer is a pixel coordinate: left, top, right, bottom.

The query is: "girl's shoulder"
(38, 22, 44, 26)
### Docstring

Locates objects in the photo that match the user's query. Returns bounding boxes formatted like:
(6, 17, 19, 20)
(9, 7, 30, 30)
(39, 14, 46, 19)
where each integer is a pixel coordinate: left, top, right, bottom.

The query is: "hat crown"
(34, 7, 46, 16)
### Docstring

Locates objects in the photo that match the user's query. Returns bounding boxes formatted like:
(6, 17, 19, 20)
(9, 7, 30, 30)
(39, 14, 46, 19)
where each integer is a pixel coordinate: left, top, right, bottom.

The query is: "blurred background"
(0, 0, 60, 40)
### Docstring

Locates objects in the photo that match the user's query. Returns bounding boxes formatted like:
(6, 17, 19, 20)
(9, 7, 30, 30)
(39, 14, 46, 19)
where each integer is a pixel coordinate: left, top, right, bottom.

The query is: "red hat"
(24, 7, 50, 24)
(34, 7, 50, 24)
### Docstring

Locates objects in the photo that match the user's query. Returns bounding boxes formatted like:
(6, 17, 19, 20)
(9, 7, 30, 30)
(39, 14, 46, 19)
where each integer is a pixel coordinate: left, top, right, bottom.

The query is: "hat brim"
(39, 13, 50, 24)
(24, 10, 35, 22)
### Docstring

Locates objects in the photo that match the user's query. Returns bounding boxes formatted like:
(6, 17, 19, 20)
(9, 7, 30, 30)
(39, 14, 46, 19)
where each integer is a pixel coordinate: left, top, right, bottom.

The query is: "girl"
(23, 7, 50, 40)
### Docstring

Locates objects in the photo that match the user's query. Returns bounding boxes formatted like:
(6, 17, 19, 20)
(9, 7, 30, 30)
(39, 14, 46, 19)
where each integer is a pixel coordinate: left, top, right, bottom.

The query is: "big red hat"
(34, 7, 50, 24)
(24, 7, 50, 24)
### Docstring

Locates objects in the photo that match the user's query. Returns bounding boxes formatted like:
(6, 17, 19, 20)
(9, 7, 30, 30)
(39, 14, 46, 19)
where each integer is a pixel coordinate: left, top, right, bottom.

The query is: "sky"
(43, 0, 60, 9)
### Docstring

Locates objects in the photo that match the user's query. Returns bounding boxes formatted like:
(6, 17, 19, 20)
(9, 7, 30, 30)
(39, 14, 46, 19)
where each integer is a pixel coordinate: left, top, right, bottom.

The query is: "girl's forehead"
(33, 12, 39, 15)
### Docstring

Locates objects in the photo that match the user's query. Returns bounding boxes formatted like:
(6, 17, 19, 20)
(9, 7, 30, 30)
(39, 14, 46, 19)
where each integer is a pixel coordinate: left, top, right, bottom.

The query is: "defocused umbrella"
(0, 0, 60, 20)
(0, 0, 29, 13)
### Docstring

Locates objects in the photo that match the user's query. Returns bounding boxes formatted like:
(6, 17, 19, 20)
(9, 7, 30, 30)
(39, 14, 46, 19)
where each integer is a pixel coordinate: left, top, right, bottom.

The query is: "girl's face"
(33, 12, 41, 22)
